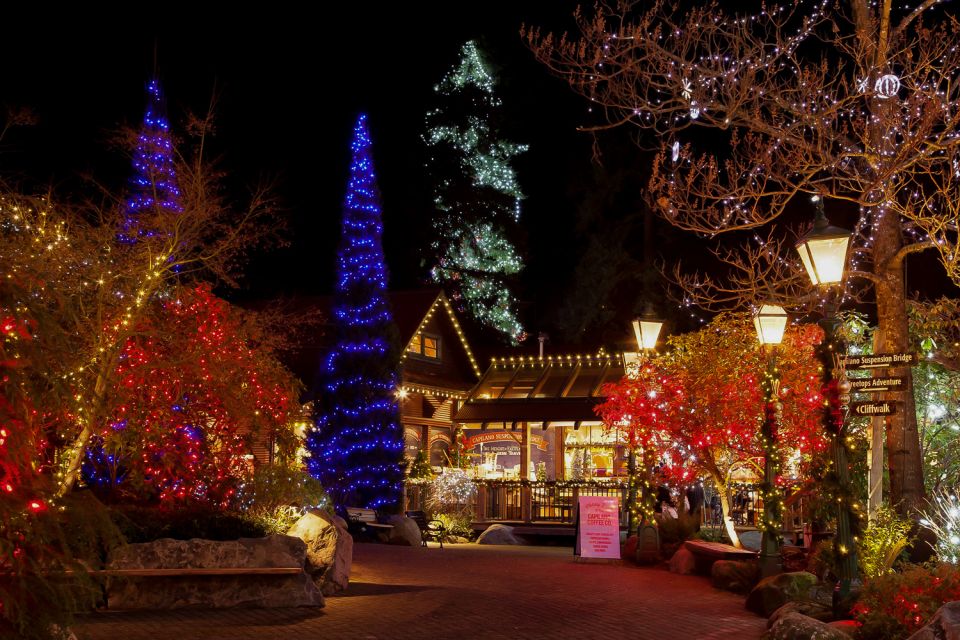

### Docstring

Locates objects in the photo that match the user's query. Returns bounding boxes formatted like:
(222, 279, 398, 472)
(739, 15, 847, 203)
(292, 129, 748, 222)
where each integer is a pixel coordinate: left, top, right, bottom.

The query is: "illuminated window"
(408, 333, 440, 360)
(423, 336, 438, 359)
(407, 334, 422, 354)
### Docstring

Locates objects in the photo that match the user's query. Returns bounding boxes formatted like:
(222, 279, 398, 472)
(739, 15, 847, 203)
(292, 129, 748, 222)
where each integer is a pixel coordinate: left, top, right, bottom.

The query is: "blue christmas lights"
(308, 114, 404, 511)
(118, 78, 183, 244)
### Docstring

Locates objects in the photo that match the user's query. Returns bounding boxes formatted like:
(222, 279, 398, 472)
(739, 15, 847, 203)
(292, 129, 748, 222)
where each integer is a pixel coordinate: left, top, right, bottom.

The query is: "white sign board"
(574, 495, 621, 559)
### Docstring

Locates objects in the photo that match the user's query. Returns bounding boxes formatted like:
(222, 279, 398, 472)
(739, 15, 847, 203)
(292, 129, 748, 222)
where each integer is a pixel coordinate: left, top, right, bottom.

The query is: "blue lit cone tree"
(41, 77, 286, 497)
(424, 41, 527, 344)
(309, 114, 404, 511)
(117, 78, 183, 244)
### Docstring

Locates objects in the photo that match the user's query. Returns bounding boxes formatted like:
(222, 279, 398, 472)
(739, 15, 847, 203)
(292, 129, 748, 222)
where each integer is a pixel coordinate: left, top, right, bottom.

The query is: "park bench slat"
(86, 567, 303, 577)
(105, 567, 303, 576)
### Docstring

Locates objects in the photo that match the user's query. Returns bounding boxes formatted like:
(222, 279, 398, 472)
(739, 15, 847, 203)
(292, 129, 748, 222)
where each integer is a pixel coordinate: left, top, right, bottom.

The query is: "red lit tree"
(597, 359, 684, 535)
(598, 314, 826, 547)
(83, 284, 301, 506)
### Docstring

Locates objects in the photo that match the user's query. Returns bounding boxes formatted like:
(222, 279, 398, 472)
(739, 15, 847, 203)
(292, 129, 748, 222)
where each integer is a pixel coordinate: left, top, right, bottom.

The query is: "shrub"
(859, 505, 913, 579)
(0, 490, 122, 640)
(425, 468, 476, 517)
(691, 527, 731, 544)
(238, 464, 329, 533)
(434, 512, 473, 539)
(110, 505, 271, 542)
(807, 538, 837, 582)
(853, 563, 960, 640)
(920, 488, 960, 563)
(407, 449, 435, 481)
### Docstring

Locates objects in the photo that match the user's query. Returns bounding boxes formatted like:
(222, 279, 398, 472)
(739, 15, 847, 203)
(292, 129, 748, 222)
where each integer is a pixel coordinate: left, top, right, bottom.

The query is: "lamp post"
(794, 196, 858, 602)
(627, 304, 665, 536)
(633, 304, 665, 353)
(754, 303, 788, 577)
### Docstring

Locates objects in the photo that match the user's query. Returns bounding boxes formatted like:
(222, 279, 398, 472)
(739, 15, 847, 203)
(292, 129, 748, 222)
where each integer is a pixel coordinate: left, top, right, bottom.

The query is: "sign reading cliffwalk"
(574, 495, 621, 560)
(851, 401, 898, 417)
(841, 352, 917, 369)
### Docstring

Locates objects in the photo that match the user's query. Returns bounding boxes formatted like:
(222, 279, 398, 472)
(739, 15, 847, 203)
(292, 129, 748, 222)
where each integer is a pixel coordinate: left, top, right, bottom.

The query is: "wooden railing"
(472, 480, 628, 526)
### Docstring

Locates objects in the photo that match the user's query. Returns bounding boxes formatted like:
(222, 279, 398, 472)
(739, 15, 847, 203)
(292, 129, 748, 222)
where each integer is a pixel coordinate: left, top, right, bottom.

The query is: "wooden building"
(392, 290, 483, 466)
(451, 352, 629, 530)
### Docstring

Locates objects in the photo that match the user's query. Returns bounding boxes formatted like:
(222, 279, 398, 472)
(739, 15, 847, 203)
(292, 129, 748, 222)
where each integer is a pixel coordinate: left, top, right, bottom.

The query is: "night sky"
(0, 4, 624, 341)
(3, 6, 952, 348)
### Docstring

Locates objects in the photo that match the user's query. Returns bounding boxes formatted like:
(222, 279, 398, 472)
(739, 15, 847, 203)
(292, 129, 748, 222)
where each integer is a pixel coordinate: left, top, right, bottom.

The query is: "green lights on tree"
(424, 41, 527, 344)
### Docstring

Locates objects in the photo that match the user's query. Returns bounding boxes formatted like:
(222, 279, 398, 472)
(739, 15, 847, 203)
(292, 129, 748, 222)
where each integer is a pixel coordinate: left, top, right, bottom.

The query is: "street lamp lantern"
(753, 304, 789, 346)
(795, 197, 852, 287)
(632, 305, 665, 352)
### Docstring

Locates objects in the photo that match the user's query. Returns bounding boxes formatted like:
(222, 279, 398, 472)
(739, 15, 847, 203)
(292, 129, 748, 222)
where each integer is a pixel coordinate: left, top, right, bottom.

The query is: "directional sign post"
(850, 401, 898, 417)
(848, 376, 906, 393)
(841, 352, 917, 370)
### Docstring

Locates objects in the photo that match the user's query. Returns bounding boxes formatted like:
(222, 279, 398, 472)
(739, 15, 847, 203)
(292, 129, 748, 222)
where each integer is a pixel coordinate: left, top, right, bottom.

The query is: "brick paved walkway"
(73, 543, 766, 640)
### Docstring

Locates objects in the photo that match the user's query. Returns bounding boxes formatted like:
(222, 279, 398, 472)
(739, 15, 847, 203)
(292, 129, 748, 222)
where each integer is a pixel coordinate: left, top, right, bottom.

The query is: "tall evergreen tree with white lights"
(424, 41, 527, 344)
(309, 114, 404, 511)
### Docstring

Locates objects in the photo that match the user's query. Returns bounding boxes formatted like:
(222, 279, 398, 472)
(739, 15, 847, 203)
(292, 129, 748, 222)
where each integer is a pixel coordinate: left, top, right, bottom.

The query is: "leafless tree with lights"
(527, 0, 960, 516)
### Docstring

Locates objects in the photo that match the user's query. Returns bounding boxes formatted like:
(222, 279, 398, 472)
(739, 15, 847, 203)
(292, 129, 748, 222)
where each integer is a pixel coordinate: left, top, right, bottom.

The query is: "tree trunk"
(56, 357, 113, 497)
(715, 479, 742, 548)
(855, 0, 925, 519)
(872, 212, 925, 516)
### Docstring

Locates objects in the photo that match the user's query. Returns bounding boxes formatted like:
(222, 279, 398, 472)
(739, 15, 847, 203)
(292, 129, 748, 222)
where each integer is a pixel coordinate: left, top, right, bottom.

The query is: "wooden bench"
(90, 567, 303, 577)
(684, 540, 758, 575)
(405, 510, 446, 548)
(345, 507, 394, 540)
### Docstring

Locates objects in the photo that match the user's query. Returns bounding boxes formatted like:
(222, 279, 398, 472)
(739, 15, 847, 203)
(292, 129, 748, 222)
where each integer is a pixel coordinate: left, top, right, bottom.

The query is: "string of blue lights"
(308, 114, 404, 511)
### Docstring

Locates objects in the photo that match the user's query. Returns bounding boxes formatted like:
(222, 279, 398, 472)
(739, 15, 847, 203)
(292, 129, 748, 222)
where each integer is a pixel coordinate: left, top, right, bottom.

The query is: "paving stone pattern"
(74, 543, 766, 640)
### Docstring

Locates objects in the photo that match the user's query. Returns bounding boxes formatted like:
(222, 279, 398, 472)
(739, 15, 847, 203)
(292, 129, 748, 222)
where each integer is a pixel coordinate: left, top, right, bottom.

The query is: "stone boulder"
(286, 509, 353, 596)
(765, 612, 850, 640)
(668, 546, 696, 575)
(827, 621, 860, 637)
(767, 601, 834, 628)
(476, 524, 524, 545)
(781, 546, 808, 573)
(106, 535, 323, 610)
(746, 571, 818, 617)
(385, 515, 423, 547)
(739, 530, 762, 551)
(908, 601, 960, 640)
(711, 560, 760, 594)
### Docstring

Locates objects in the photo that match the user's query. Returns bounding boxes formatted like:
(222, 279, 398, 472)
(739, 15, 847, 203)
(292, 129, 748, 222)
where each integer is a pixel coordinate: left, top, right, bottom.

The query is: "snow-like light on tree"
(424, 40, 527, 344)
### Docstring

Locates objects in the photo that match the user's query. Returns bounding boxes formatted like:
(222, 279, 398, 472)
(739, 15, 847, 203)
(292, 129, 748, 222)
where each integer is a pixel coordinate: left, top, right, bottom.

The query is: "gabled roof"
(398, 290, 482, 379)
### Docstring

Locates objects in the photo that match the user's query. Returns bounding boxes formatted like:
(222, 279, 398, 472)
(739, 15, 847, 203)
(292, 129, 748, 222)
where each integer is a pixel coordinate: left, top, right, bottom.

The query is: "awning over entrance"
(453, 353, 625, 427)
(452, 399, 602, 425)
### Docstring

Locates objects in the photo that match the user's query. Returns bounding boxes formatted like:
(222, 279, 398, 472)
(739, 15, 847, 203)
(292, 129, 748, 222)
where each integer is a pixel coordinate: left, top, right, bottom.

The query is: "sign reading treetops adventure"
(574, 496, 621, 560)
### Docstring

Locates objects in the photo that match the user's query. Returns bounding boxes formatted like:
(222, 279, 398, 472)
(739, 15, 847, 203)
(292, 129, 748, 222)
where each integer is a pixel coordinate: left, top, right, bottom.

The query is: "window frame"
(408, 331, 441, 361)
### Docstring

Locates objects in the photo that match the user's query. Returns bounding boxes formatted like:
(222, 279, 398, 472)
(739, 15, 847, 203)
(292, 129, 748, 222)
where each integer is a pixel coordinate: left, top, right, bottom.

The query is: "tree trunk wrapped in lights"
(22, 77, 287, 497)
(526, 0, 953, 518)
